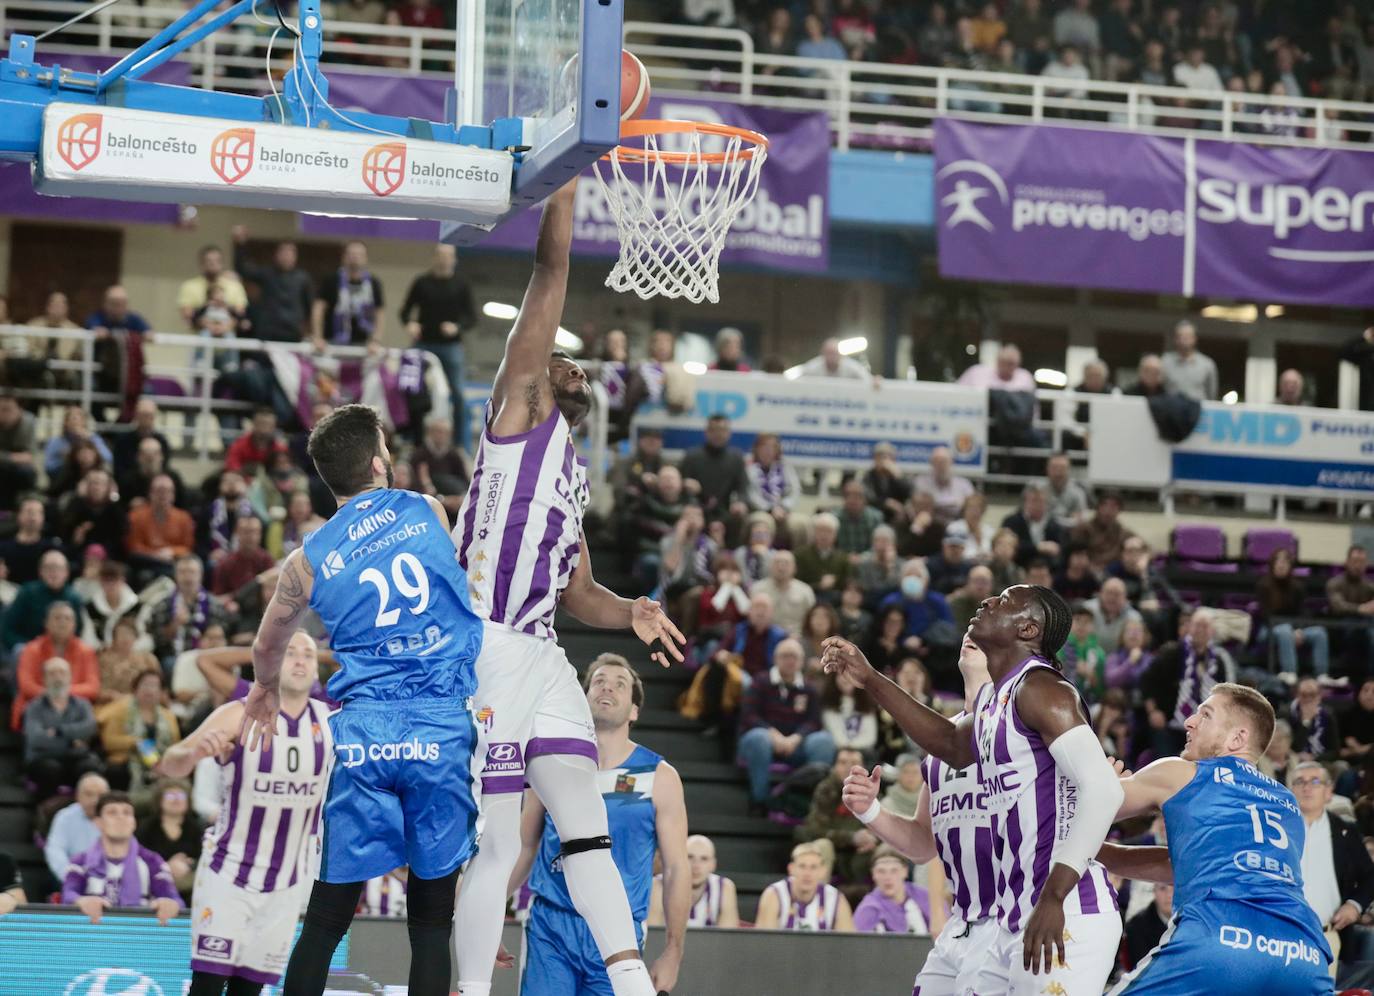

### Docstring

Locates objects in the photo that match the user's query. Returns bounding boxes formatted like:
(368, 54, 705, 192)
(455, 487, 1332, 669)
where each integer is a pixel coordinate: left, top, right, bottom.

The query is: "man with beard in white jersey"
(159, 630, 332, 996)
(824, 585, 1124, 995)
(839, 636, 999, 995)
(451, 180, 686, 996)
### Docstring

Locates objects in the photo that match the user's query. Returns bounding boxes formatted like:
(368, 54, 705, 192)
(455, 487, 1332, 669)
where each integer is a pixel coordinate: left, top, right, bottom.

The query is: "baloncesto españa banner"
(935, 118, 1374, 307)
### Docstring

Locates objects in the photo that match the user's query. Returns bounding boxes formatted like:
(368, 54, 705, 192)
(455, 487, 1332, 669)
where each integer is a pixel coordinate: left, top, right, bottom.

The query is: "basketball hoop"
(592, 119, 769, 304)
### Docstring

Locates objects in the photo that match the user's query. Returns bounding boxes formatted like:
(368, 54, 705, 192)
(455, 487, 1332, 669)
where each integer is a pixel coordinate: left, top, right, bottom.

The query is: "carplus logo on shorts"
(336, 740, 439, 767)
(1218, 925, 1325, 967)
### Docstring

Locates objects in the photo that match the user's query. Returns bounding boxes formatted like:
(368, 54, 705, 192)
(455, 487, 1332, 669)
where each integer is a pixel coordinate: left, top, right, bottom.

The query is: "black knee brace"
(559, 834, 613, 858)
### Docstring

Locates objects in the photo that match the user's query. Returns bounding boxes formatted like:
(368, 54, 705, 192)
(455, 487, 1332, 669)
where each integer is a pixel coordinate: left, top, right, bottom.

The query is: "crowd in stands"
(672, 0, 1374, 136)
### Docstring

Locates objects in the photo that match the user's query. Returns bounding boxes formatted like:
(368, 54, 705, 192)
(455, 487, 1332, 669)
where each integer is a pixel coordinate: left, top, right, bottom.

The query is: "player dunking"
(240, 403, 486, 996)
(839, 637, 999, 995)
(160, 630, 332, 996)
(1098, 683, 1331, 994)
(824, 585, 1125, 995)
(450, 181, 685, 996)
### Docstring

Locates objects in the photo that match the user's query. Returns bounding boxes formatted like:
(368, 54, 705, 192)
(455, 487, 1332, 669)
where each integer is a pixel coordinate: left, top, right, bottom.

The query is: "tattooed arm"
(241, 548, 313, 749)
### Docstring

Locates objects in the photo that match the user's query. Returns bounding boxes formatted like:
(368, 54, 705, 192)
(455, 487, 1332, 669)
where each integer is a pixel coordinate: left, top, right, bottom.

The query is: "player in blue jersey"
(240, 403, 485, 996)
(509, 653, 690, 995)
(1098, 682, 1332, 994)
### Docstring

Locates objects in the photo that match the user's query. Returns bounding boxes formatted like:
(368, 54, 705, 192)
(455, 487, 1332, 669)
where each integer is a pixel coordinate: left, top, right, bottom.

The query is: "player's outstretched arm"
(489, 182, 577, 437)
(1112, 757, 1196, 822)
(841, 765, 938, 865)
(158, 701, 246, 778)
(243, 548, 314, 750)
(821, 637, 976, 769)
(1016, 670, 1125, 975)
(561, 537, 685, 667)
(651, 762, 690, 994)
(195, 645, 255, 701)
(1095, 843, 1174, 885)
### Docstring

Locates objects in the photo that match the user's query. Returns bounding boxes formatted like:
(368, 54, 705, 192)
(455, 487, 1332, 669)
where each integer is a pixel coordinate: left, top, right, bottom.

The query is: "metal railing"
(0, 324, 614, 500)
(4, 2, 1373, 152)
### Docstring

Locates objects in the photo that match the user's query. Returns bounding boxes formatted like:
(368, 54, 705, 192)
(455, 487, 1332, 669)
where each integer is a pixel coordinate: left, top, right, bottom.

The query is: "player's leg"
(520, 902, 586, 996)
(281, 880, 365, 996)
(224, 979, 263, 996)
(453, 794, 523, 996)
(963, 923, 1014, 996)
(526, 752, 653, 996)
(913, 916, 985, 996)
(405, 867, 463, 995)
(186, 974, 227, 996)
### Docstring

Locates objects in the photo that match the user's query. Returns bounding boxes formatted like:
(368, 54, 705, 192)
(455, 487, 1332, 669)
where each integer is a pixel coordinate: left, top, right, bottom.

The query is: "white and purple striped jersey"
(922, 719, 998, 924)
(765, 879, 841, 931)
(972, 658, 1117, 934)
(662, 872, 724, 927)
(454, 404, 589, 639)
(362, 872, 407, 917)
(203, 698, 333, 893)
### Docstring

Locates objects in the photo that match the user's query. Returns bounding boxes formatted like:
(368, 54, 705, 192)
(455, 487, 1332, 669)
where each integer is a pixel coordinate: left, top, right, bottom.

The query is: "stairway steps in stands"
(0, 804, 34, 843)
(682, 779, 751, 814)
(634, 728, 722, 767)
(0, 783, 31, 808)
(0, 753, 19, 784)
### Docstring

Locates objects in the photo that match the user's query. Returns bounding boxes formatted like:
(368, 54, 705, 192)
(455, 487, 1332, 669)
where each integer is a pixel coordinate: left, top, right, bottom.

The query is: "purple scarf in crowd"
(1172, 636, 1222, 728)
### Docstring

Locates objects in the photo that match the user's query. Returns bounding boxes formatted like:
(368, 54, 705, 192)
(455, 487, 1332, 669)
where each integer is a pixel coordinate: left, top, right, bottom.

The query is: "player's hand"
(494, 942, 516, 970)
(197, 727, 236, 764)
(853, 828, 878, 852)
(152, 897, 180, 926)
(1331, 901, 1361, 931)
(75, 896, 110, 924)
(631, 597, 686, 668)
(820, 637, 876, 687)
(649, 943, 683, 993)
(842, 765, 882, 819)
(1022, 895, 1066, 975)
(239, 682, 280, 752)
(1106, 756, 1132, 779)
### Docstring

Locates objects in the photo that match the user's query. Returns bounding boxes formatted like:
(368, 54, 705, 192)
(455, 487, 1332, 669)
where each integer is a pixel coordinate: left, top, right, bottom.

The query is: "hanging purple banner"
(934, 118, 1374, 307)
(481, 96, 829, 272)
(0, 54, 189, 226)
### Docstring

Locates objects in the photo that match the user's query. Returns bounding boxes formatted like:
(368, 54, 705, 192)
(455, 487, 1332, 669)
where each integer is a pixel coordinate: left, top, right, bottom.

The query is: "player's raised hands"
(239, 681, 280, 752)
(842, 765, 882, 820)
(820, 637, 875, 686)
(631, 597, 686, 668)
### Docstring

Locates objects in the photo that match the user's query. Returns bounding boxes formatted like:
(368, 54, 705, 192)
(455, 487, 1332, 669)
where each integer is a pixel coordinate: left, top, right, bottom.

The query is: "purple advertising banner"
(934, 118, 1374, 307)
(0, 55, 189, 226)
(480, 96, 829, 272)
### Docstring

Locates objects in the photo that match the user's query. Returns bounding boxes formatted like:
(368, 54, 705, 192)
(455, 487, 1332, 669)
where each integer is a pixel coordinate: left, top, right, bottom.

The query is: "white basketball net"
(592, 126, 767, 304)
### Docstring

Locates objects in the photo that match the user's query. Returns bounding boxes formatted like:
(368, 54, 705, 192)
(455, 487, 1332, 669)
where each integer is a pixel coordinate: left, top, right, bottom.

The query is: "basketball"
(620, 49, 651, 122)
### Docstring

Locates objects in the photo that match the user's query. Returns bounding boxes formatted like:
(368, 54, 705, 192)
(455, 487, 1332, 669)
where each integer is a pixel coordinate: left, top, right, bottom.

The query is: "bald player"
(160, 630, 332, 996)
(649, 835, 740, 929)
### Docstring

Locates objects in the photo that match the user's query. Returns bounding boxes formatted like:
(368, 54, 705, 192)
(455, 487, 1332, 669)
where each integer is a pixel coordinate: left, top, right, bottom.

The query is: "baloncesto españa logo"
(362, 141, 407, 197)
(210, 127, 256, 185)
(55, 113, 104, 171)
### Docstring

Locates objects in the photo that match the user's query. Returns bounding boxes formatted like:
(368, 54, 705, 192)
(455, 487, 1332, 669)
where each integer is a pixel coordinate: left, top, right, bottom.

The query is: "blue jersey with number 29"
(304, 488, 483, 704)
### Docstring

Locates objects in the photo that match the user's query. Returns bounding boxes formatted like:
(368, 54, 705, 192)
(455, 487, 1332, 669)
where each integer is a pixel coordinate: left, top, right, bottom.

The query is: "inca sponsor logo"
(1218, 925, 1324, 967)
(336, 740, 439, 767)
(348, 508, 399, 541)
(55, 113, 104, 171)
(211, 127, 255, 185)
(363, 142, 407, 197)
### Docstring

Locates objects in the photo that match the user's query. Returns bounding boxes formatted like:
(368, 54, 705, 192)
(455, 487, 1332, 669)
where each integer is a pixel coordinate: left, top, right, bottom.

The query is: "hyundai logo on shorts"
(484, 742, 523, 772)
(488, 743, 518, 762)
(196, 935, 234, 956)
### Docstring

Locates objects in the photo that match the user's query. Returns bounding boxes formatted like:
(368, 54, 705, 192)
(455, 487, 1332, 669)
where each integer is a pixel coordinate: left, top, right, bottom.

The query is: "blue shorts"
(321, 698, 479, 884)
(520, 899, 645, 996)
(1110, 899, 1332, 996)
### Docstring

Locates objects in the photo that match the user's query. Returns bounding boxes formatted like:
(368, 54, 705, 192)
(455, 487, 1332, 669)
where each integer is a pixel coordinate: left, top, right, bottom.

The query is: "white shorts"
(473, 621, 597, 797)
(914, 916, 998, 995)
(190, 863, 307, 985)
(967, 911, 1122, 995)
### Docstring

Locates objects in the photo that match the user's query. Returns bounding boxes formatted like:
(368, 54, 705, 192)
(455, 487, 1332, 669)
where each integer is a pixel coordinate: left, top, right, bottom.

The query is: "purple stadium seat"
(1170, 525, 1227, 568)
(1242, 527, 1297, 565)
(143, 375, 187, 397)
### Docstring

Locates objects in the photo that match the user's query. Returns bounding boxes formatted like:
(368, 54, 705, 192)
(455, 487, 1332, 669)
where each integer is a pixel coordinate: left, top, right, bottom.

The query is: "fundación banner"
(1088, 396, 1374, 498)
(934, 118, 1374, 307)
(635, 372, 987, 472)
(480, 96, 830, 273)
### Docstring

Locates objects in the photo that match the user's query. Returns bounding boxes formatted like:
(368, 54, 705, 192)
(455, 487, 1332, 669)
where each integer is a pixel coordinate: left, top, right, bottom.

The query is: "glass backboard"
(448, 0, 622, 239)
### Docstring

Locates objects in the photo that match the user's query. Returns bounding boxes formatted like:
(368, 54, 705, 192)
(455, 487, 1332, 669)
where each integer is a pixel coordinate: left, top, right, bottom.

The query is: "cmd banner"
(934, 118, 1374, 307)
